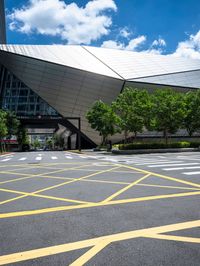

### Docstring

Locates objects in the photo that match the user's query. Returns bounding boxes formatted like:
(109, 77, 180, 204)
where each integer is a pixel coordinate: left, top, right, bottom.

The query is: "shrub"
(118, 141, 200, 150)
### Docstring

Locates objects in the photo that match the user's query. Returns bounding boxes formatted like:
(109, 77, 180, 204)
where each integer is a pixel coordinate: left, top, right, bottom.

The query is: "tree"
(32, 137, 40, 150)
(151, 89, 186, 144)
(184, 90, 200, 136)
(5, 111, 20, 140)
(112, 88, 152, 141)
(0, 110, 8, 153)
(86, 100, 120, 145)
(17, 126, 30, 149)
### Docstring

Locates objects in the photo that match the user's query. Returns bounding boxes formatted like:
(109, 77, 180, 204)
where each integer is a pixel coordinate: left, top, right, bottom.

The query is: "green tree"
(86, 100, 120, 145)
(113, 88, 152, 141)
(53, 134, 64, 149)
(17, 126, 30, 148)
(5, 111, 20, 140)
(0, 109, 8, 153)
(184, 90, 200, 136)
(151, 89, 186, 144)
(33, 137, 40, 150)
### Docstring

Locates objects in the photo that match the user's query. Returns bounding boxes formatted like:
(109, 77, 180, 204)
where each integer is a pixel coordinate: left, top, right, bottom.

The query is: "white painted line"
(136, 161, 183, 165)
(183, 171, 200, 175)
(51, 156, 58, 160)
(19, 157, 27, 161)
(35, 157, 42, 161)
(65, 156, 72, 159)
(148, 163, 199, 168)
(1, 158, 11, 162)
(163, 166, 200, 171)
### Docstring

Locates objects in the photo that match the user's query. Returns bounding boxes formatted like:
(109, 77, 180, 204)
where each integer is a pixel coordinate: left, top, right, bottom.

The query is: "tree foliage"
(5, 111, 20, 140)
(151, 89, 186, 144)
(0, 110, 8, 152)
(184, 90, 200, 136)
(86, 88, 200, 145)
(112, 88, 152, 141)
(86, 100, 120, 145)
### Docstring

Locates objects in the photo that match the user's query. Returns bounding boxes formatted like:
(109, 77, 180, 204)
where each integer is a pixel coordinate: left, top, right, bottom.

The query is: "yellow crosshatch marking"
(0, 158, 200, 265)
(0, 220, 199, 265)
(0, 161, 200, 218)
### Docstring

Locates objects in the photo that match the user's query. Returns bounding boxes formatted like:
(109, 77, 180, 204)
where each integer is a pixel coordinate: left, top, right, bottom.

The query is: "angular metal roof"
(0, 44, 200, 83)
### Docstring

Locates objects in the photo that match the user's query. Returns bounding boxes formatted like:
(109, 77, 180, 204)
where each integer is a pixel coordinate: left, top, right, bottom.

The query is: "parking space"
(0, 151, 200, 265)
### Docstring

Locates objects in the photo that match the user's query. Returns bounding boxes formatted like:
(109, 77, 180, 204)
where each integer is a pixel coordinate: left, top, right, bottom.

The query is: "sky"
(4, 0, 200, 59)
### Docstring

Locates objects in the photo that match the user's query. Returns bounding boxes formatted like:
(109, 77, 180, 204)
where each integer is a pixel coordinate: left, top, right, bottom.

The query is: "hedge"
(118, 141, 200, 150)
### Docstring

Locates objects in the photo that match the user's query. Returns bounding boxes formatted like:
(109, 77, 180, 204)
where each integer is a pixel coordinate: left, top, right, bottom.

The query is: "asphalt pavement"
(0, 151, 200, 265)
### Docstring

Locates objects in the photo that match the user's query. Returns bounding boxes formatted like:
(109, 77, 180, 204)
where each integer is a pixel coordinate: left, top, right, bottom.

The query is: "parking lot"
(0, 151, 200, 265)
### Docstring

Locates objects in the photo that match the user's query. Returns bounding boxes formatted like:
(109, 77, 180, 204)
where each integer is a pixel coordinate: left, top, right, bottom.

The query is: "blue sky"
(5, 0, 200, 59)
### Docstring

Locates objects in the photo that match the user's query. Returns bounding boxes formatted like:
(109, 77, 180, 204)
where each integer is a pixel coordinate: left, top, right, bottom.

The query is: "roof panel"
(0, 45, 121, 79)
(129, 70, 200, 89)
(84, 46, 200, 79)
(1, 44, 200, 81)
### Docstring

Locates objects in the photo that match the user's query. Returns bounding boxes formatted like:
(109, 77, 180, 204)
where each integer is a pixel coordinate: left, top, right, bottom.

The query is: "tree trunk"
(102, 135, 107, 146)
(134, 131, 137, 140)
(124, 130, 128, 144)
(163, 129, 168, 145)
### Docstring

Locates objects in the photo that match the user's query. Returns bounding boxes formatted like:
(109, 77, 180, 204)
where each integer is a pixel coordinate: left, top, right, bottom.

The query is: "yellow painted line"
(120, 164, 200, 189)
(70, 240, 109, 266)
(1, 190, 199, 219)
(0, 188, 91, 205)
(102, 173, 151, 203)
(32, 166, 121, 195)
(144, 233, 200, 243)
(0, 219, 199, 265)
(137, 183, 200, 191)
(0, 166, 120, 206)
(0, 195, 27, 205)
(0, 163, 92, 185)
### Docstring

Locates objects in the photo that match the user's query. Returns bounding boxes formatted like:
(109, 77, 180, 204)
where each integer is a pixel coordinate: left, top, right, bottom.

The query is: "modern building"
(0, 2, 200, 147)
(1, 45, 200, 146)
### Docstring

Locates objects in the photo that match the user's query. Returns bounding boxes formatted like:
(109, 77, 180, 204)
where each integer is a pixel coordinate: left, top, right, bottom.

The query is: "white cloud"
(8, 0, 117, 44)
(119, 27, 131, 39)
(101, 35, 146, 51)
(152, 38, 166, 47)
(172, 30, 200, 60)
(101, 40, 124, 50)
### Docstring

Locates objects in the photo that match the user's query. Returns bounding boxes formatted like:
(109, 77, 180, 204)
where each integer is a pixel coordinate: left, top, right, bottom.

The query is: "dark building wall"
(0, 0, 6, 44)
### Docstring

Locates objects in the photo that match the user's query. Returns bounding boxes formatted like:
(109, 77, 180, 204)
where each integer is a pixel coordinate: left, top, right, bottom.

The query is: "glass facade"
(1, 68, 60, 117)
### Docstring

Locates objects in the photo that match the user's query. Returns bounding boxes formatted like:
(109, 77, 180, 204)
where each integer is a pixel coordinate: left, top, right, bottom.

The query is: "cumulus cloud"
(172, 30, 200, 60)
(8, 0, 117, 44)
(101, 35, 146, 51)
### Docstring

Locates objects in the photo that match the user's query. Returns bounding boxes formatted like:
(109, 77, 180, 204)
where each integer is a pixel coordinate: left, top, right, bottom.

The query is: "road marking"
(0, 188, 92, 205)
(1, 191, 199, 219)
(70, 239, 109, 266)
(51, 156, 57, 160)
(148, 163, 199, 168)
(102, 173, 151, 203)
(35, 157, 42, 161)
(0, 165, 120, 206)
(0, 163, 92, 185)
(144, 233, 200, 243)
(65, 156, 72, 159)
(0, 158, 11, 162)
(0, 220, 199, 265)
(163, 166, 200, 171)
(121, 164, 200, 189)
(183, 171, 200, 175)
(19, 157, 27, 161)
(135, 161, 182, 165)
